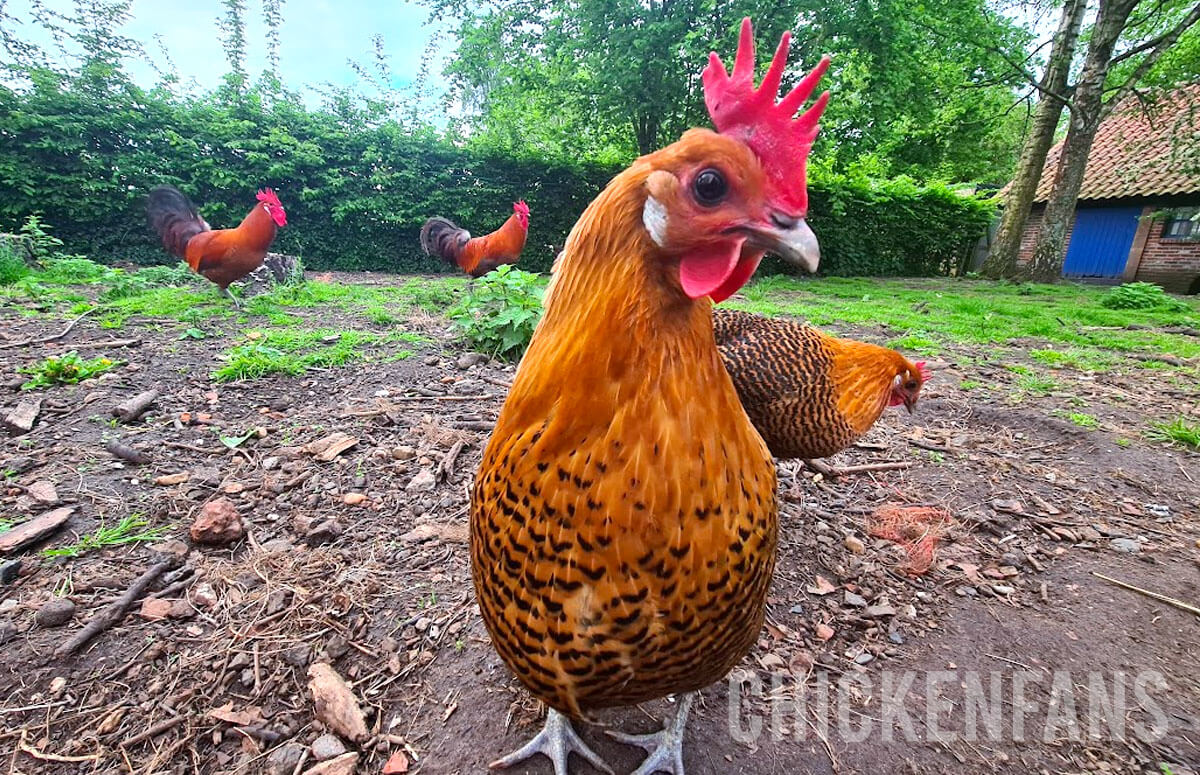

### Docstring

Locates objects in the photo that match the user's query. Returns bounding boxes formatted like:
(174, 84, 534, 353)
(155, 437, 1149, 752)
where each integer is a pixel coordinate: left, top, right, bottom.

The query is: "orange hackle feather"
(714, 309, 926, 460)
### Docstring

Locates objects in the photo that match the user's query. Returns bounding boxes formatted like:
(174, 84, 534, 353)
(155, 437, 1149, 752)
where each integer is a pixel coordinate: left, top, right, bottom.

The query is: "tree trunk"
(1025, 0, 1141, 282)
(981, 0, 1087, 279)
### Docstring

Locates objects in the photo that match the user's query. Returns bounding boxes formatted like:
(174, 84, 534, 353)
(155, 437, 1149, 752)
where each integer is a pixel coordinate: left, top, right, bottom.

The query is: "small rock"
(190, 498, 244, 545)
(0, 599, 17, 615)
(266, 742, 306, 775)
(283, 645, 310, 667)
(382, 750, 410, 774)
(415, 616, 432, 632)
(406, 469, 436, 493)
(192, 583, 219, 608)
(991, 498, 1024, 514)
(168, 599, 194, 619)
(326, 634, 350, 660)
(302, 752, 359, 775)
(342, 492, 367, 506)
(0, 620, 15, 645)
(23, 480, 58, 507)
(1110, 538, 1141, 554)
(310, 733, 347, 761)
(888, 631, 905, 645)
(423, 355, 440, 366)
(854, 652, 875, 665)
(262, 456, 281, 471)
(154, 472, 189, 486)
(261, 537, 295, 554)
(0, 506, 74, 553)
(150, 538, 189, 557)
(1, 560, 21, 585)
(392, 446, 416, 461)
(843, 535, 865, 554)
(307, 663, 369, 742)
(140, 598, 173, 621)
(992, 584, 1015, 596)
(842, 591, 867, 608)
(304, 520, 342, 546)
(35, 598, 75, 627)
(1000, 551, 1024, 567)
(865, 604, 896, 618)
(456, 352, 486, 370)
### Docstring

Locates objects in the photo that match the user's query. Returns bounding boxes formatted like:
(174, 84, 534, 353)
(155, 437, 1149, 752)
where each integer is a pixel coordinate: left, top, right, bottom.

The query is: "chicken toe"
(607, 693, 695, 775)
(490, 708, 613, 775)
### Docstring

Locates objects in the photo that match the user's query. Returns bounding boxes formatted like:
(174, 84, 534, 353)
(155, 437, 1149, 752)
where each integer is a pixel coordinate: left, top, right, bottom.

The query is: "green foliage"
(21, 352, 119, 390)
(19, 214, 69, 261)
(41, 515, 168, 558)
(449, 266, 544, 359)
(1054, 410, 1099, 428)
(37, 257, 117, 285)
(1100, 282, 1190, 313)
(99, 263, 200, 301)
(211, 328, 394, 381)
(0, 242, 29, 285)
(1145, 416, 1200, 450)
(0, 6, 994, 280)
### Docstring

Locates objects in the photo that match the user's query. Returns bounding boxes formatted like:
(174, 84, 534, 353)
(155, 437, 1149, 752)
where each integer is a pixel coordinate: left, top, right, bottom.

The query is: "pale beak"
(903, 393, 917, 414)
(745, 214, 820, 273)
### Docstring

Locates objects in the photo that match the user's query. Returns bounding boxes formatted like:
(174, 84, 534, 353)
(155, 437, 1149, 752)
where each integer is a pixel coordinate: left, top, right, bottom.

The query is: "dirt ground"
(1, 272, 1198, 775)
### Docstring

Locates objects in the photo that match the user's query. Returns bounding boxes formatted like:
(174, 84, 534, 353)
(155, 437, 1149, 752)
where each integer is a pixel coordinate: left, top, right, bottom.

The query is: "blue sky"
(4, 0, 452, 98)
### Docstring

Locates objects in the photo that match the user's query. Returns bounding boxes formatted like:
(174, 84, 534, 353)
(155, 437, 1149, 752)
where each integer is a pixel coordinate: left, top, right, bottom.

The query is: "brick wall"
(1015, 204, 1076, 266)
(1133, 218, 1200, 294)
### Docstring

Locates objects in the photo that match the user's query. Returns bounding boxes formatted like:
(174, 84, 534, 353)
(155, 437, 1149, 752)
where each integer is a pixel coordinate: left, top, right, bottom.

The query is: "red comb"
(702, 18, 830, 215)
(916, 361, 931, 381)
(256, 188, 281, 207)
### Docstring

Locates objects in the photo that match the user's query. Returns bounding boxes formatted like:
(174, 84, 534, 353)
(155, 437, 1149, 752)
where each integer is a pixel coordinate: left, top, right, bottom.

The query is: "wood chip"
(155, 472, 189, 486)
(305, 433, 359, 462)
(399, 523, 469, 544)
(0, 507, 74, 553)
(307, 663, 369, 742)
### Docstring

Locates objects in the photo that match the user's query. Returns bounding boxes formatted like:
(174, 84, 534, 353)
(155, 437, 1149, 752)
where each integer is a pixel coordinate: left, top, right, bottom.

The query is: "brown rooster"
(420, 200, 530, 277)
(471, 18, 828, 775)
(147, 185, 287, 306)
(714, 307, 928, 474)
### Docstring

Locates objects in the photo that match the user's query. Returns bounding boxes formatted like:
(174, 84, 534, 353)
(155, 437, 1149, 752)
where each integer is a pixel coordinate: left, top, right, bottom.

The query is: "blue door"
(1062, 206, 1141, 278)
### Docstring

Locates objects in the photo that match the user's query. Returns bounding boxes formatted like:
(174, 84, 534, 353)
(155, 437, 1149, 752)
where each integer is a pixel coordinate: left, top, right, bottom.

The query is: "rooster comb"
(256, 188, 282, 208)
(702, 18, 829, 215)
(513, 200, 530, 216)
(915, 361, 931, 381)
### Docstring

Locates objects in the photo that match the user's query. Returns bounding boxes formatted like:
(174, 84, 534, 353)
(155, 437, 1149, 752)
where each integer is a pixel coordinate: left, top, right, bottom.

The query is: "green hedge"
(0, 72, 993, 277)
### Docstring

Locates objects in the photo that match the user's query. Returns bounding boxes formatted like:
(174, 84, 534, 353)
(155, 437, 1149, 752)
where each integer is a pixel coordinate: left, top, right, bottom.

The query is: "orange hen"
(471, 18, 829, 775)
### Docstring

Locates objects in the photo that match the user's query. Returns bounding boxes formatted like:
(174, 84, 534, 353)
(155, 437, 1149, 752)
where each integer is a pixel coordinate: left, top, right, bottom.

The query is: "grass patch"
(1053, 410, 1098, 428)
(211, 328, 418, 382)
(886, 333, 942, 355)
(724, 276, 1200, 361)
(1145, 417, 1200, 450)
(21, 352, 119, 389)
(1015, 373, 1058, 396)
(0, 243, 30, 285)
(41, 515, 168, 558)
(1029, 347, 1116, 372)
(959, 379, 981, 390)
(37, 257, 119, 285)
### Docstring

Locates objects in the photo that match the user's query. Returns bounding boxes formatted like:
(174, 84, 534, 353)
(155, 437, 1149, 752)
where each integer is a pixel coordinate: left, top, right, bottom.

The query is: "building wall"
(1017, 202, 1200, 294)
(1133, 218, 1200, 294)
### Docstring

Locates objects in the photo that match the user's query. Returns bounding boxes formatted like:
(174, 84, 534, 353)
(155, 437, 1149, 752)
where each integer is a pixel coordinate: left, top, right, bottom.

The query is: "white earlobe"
(642, 196, 668, 248)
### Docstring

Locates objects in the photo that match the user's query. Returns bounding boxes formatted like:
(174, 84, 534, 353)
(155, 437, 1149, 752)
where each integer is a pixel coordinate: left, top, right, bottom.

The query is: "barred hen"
(471, 18, 829, 775)
(714, 308, 927, 470)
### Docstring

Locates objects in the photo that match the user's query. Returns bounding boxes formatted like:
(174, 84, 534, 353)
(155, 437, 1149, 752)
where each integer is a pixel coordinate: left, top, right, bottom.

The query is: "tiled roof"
(1031, 83, 1200, 202)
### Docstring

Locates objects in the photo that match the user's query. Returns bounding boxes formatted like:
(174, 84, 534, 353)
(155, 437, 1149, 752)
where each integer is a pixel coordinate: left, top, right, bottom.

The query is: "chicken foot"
(220, 286, 241, 309)
(607, 692, 695, 775)
(490, 708, 614, 775)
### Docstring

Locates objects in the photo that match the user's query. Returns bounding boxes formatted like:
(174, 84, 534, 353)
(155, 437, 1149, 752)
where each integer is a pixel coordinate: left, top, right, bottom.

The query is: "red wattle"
(678, 238, 745, 300)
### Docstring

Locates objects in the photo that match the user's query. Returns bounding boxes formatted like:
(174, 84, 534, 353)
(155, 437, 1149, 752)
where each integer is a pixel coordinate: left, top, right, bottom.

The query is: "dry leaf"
(806, 575, 837, 596)
(383, 750, 410, 774)
(207, 702, 266, 727)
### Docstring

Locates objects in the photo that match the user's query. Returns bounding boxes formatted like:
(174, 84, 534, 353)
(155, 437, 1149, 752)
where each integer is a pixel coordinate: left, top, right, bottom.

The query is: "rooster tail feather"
(147, 185, 209, 261)
(420, 216, 471, 269)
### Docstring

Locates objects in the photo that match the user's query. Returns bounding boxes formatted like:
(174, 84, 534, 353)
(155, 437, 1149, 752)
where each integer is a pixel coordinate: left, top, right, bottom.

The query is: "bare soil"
(1, 273, 1197, 775)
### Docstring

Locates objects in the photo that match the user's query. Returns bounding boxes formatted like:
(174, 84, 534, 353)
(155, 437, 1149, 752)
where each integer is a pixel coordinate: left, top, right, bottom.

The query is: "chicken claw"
(490, 708, 614, 775)
(607, 693, 695, 775)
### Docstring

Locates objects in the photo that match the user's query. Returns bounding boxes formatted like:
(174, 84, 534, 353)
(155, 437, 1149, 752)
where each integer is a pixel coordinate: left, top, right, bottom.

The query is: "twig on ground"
(437, 440, 466, 483)
(71, 337, 141, 349)
(53, 558, 179, 659)
(908, 439, 949, 453)
(1092, 572, 1200, 617)
(117, 716, 185, 748)
(0, 308, 96, 350)
(112, 389, 159, 423)
(478, 374, 513, 389)
(104, 439, 152, 465)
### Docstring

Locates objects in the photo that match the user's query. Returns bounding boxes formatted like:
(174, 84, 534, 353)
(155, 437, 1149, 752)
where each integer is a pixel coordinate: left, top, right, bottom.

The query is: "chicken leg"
(607, 693, 695, 775)
(490, 708, 613, 775)
(219, 285, 241, 309)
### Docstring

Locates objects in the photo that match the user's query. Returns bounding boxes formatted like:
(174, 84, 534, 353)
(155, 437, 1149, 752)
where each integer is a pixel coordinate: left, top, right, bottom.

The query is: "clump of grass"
(211, 329, 384, 382)
(0, 518, 15, 533)
(99, 263, 199, 302)
(1054, 410, 1098, 428)
(886, 333, 942, 356)
(959, 379, 980, 390)
(21, 352, 119, 390)
(41, 515, 168, 558)
(0, 242, 30, 285)
(1015, 373, 1058, 396)
(1030, 347, 1115, 372)
(1145, 417, 1200, 450)
(37, 257, 117, 285)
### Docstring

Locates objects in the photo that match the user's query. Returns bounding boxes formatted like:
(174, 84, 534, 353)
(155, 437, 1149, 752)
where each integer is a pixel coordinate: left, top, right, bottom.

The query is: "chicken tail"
(147, 185, 209, 260)
(420, 216, 471, 270)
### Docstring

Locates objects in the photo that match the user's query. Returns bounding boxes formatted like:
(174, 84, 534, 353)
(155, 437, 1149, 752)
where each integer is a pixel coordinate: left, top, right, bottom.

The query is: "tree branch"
(1103, 0, 1200, 114)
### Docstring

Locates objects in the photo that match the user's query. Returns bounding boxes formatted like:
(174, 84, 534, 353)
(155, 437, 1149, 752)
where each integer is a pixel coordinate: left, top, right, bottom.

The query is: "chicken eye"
(906, 381, 918, 390)
(692, 169, 727, 205)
